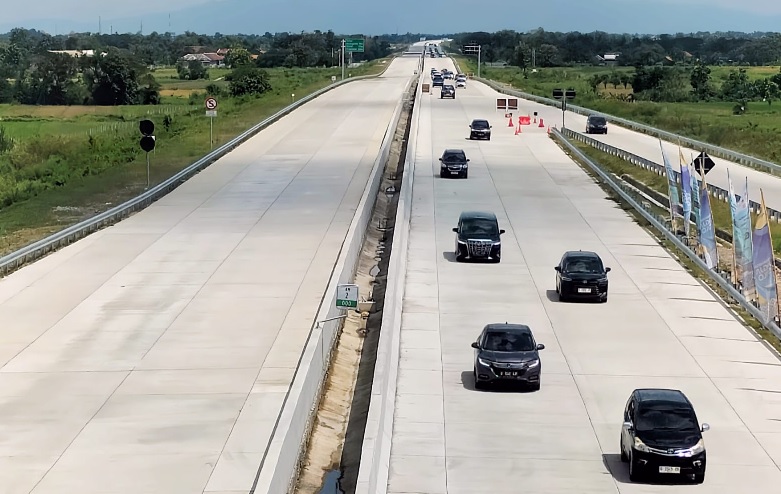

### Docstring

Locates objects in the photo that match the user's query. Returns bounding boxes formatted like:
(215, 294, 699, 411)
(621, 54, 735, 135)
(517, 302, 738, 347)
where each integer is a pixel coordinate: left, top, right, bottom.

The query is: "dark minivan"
(555, 250, 610, 302)
(453, 211, 504, 262)
(586, 114, 608, 134)
(471, 323, 545, 390)
(439, 148, 469, 178)
(621, 388, 709, 483)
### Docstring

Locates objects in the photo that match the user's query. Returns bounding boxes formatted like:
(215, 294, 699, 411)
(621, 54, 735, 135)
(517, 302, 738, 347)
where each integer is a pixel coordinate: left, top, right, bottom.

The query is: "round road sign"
(205, 97, 218, 110)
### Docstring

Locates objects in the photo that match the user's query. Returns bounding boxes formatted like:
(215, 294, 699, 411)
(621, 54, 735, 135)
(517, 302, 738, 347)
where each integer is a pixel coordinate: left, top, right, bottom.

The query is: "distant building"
(48, 49, 100, 57)
(180, 52, 224, 67)
(595, 53, 620, 66)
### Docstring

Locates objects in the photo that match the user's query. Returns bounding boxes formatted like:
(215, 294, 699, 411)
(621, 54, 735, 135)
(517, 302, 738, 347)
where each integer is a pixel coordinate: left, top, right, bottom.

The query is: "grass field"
(0, 58, 390, 255)
(454, 56, 781, 163)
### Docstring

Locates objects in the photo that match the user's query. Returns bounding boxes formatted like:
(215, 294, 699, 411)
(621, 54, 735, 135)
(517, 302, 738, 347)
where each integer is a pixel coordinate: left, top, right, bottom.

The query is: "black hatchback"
(554, 250, 610, 302)
(453, 211, 504, 263)
(471, 323, 545, 390)
(621, 388, 709, 484)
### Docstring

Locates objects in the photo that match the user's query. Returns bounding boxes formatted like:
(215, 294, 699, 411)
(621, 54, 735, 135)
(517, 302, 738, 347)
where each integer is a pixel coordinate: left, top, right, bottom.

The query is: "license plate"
(659, 466, 680, 474)
(578, 288, 591, 293)
(500, 371, 519, 377)
(450, 170, 459, 174)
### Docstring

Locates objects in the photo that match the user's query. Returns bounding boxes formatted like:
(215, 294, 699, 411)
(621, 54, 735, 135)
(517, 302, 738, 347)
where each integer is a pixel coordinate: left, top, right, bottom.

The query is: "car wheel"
(440, 170, 446, 178)
(529, 380, 541, 391)
(473, 369, 485, 390)
(693, 473, 705, 484)
(462, 170, 468, 179)
(600, 293, 608, 303)
(455, 251, 464, 262)
(559, 292, 568, 302)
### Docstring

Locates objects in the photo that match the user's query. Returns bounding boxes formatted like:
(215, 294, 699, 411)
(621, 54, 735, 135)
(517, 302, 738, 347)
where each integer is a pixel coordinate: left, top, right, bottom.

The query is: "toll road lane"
(386, 58, 781, 493)
(0, 55, 419, 494)
(480, 85, 781, 213)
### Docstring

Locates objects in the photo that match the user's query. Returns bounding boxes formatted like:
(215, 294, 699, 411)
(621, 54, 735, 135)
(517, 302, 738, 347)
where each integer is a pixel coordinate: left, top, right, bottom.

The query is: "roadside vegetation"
(0, 28, 397, 255)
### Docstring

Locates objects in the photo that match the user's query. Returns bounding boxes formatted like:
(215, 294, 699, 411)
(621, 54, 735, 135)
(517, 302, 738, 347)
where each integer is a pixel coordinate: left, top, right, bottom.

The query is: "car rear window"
(461, 217, 498, 236)
(589, 116, 607, 125)
(636, 407, 698, 432)
(471, 120, 489, 129)
(443, 152, 465, 162)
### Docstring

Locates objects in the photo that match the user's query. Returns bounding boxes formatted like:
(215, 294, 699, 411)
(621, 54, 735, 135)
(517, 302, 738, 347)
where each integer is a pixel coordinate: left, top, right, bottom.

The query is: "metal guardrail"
(0, 65, 394, 278)
(552, 128, 781, 338)
(562, 128, 781, 223)
(466, 70, 781, 176)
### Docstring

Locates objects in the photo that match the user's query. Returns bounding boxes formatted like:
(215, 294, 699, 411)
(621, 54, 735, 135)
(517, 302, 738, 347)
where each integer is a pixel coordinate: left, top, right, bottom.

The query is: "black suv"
(440, 84, 456, 99)
(432, 75, 444, 87)
(453, 211, 504, 262)
(469, 119, 491, 140)
(439, 149, 469, 178)
(586, 114, 608, 134)
(471, 323, 545, 390)
(554, 250, 610, 302)
(621, 388, 709, 483)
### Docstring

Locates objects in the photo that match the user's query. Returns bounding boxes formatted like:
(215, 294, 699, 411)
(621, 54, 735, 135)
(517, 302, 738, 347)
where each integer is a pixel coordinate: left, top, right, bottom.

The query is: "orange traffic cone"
(547, 126, 551, 134)
(515, 124, 522, 135)
(508, 117, 513, 127)
(539, 118, 545, 128)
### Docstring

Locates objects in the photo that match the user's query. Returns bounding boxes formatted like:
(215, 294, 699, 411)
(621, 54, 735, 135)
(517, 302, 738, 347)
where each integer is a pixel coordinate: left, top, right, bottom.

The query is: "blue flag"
(752, 190, 778, 323)
(680, 158, 692, 237)
(699, 178, 718, 269)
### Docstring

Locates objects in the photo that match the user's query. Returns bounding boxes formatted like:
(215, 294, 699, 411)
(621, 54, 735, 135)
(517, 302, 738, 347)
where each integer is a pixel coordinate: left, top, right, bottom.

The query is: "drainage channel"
(293, 81, 418, 494)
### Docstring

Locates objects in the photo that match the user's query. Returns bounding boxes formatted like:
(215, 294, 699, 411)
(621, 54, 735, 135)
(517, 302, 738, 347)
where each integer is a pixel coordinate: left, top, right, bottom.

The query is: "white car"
(456, 79, 466, 88)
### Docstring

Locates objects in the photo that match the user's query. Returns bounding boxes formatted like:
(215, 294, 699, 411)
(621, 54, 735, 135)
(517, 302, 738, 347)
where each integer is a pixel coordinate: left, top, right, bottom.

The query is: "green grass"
(0, 58, 390, 255)
(454, 56, 781, 163)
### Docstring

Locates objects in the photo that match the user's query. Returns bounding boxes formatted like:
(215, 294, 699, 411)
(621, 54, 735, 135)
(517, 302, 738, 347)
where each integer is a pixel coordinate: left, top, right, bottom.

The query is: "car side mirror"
(466, 158, 470, 162)
(489, 125, 493, 129)
(701, 423, 710, 432)
(499, 229, 505, 235)
(605, 267, 611, 273)
(471, 342, 480, 349)
(554, 266, 561, 271)
(452, 227, 458, 233)
(438, 158, 443, 161)
(536, 343, 545, 350)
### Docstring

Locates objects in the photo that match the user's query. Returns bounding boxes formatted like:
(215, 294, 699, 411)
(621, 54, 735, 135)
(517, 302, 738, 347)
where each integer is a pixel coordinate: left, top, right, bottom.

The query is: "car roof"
(443, 148, 465, 154)
(471, 118, 489, 123)
(459, 210, 497, 221)
(634, 388, 692, 407)
(563, 250, 601, 259)
(483, 323, 532, 334)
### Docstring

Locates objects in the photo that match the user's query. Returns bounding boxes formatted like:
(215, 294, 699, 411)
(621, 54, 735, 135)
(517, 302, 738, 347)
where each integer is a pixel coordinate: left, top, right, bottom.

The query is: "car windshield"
(471, 120, 489, 129)
(483, 331, 535, 352)
(442, 152, 465, 162)
(461, 218, 498, 236)
(589, 117, 606, 125)
(635, 407, 699, 432)
(564, 257, 603, 274)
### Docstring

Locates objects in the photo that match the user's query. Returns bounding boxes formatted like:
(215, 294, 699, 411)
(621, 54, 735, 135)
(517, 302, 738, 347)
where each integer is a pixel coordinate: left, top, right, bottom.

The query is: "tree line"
(450, 29, 781, 67)
(0, 28, 395, 106)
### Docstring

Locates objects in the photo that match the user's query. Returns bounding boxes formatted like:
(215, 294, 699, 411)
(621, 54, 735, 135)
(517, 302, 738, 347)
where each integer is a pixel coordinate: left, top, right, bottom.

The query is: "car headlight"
(685, 439, 705, 456)
(527, 359, 540, 368)
(560, 276, 572, 281)
(477, 357, 493, 366)
(597, 277, 608, 282)
(457, 239, 466, 244)
(633, 437, 651, 453)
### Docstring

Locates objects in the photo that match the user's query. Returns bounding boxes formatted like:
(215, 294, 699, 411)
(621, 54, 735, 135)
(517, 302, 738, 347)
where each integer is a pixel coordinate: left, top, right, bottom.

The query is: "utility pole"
(341, 39, 345, 80)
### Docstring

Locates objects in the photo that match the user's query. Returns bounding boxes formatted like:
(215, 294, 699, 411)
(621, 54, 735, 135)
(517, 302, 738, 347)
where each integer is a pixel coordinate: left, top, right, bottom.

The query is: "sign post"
(205, 97, 218, 148)
(336, 284, 359, 309)
(342, 38, 364, 80)
(552, 88, 576, 128)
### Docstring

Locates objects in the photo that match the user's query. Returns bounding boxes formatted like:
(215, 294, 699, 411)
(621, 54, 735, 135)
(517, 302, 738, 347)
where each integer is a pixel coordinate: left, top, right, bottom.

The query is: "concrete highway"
(385, 56, 781, 492)
(497, 90, 781, 212)
(0, 55, 418, 493)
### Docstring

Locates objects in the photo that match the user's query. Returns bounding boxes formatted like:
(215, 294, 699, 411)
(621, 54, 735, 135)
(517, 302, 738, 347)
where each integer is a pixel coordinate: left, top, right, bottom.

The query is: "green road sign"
(345, 38, 365, 53)
(336, 284, 359, 309)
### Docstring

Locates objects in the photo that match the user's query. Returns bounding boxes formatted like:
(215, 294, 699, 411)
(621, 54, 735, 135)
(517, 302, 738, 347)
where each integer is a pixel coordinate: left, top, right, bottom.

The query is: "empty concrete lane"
(386, 57, 781, 493)
(0, 55, 418, 494)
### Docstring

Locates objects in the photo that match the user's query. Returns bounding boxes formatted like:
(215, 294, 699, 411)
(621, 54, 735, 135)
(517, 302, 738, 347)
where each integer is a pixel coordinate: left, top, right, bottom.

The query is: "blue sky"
(3, 0, 781, 35)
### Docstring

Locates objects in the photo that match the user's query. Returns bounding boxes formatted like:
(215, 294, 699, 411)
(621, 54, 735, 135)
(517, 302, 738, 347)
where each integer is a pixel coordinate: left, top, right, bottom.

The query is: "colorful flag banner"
(689, 154, 701, 230)
(698, 170, 718, 269)
(679, 150, 692, 237)
(751, 190, 779, 323)
(727, 171, 755, 298)
(660, 141, 680, 230)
